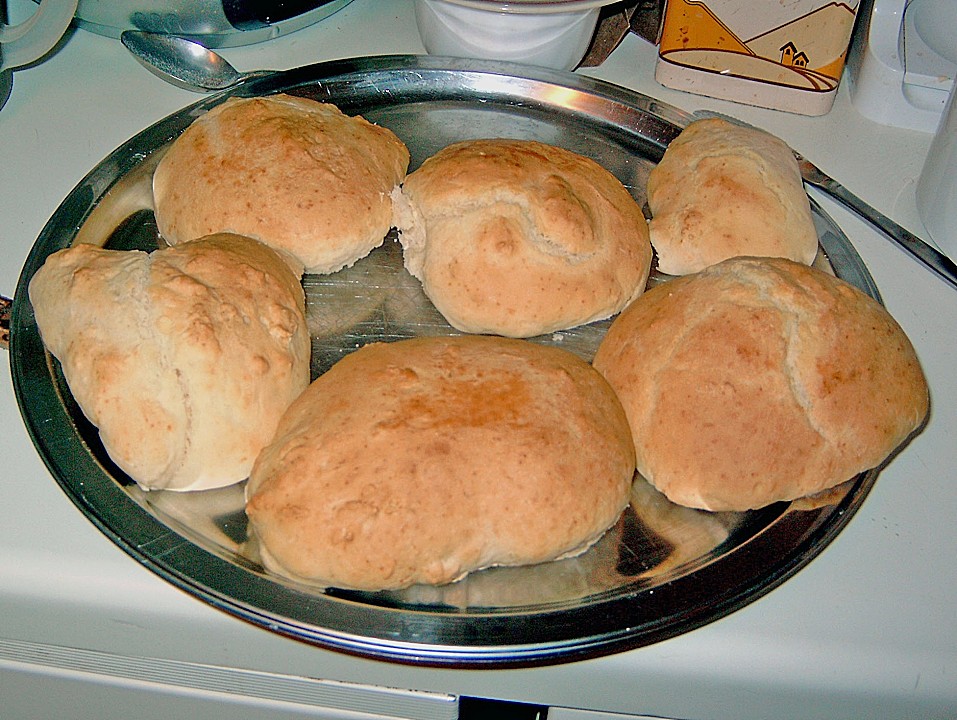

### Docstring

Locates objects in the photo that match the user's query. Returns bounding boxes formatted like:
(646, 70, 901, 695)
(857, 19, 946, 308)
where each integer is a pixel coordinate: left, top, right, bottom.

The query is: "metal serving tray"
(8, 55, 883, 667)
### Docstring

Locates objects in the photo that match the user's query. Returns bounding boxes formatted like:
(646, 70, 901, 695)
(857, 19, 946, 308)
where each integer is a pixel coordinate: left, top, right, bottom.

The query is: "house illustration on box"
(779, 41, 809, 68)
(654, 0, 860, 113)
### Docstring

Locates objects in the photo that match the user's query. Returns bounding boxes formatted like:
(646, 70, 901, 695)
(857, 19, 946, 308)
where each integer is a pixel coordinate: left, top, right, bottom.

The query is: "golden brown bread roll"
(245, 335, 636, 590)
(153, 94, 410, 274)
(28, 234, 311, 492)
(647, 117, 818, 275)
(592, 256, 929, 512)
(392, 138, 653, 338)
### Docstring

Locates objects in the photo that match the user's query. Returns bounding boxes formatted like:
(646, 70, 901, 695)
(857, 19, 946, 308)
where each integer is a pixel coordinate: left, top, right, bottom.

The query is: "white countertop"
(2, 2, 956, 718)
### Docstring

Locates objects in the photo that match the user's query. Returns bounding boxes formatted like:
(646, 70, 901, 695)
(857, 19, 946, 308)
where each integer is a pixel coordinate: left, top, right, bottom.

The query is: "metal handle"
(801, 166, 957, 293)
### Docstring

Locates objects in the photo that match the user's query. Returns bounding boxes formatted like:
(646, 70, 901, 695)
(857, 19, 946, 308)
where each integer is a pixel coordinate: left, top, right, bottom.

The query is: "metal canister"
(654, 0, 860, 115)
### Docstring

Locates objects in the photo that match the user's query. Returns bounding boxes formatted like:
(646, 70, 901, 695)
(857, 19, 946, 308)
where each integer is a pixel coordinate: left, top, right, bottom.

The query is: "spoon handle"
(120, 30, 271, 93)
(798, 159, 957, 292)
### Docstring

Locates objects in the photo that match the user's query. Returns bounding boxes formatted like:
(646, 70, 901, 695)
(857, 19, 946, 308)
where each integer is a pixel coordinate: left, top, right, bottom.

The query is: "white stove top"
(1, 1, 956, 718)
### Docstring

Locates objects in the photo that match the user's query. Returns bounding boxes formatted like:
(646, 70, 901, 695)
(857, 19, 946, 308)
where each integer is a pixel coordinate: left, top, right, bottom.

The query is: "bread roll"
(592, 257, 929, 512)
(28, 234, 311, 492)
(647, 118, 818, 275)
(245, 335, 636, 590)
(393, 139, 652, 338)
(153, 95, 410, 274)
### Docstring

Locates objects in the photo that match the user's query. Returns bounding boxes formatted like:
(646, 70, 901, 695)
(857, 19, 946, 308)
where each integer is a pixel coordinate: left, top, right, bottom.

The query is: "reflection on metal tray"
(8, 55, 883, 667)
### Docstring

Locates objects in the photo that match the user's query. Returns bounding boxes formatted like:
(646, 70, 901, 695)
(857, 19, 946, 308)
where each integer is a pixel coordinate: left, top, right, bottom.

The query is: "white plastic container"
(917, 77, 957, 259)
(1, 0, 78, 110)
(414, 0, 605, 71)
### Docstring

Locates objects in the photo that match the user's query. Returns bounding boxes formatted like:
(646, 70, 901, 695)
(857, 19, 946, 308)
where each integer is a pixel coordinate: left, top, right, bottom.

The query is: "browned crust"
(647, 118, 819, 275)
(28, 234, 311, 491)
(394, 139, 652, 337)
(246, 335, 636, 590)
(153, 95, 410, 274)
(593, 256, 929, 511)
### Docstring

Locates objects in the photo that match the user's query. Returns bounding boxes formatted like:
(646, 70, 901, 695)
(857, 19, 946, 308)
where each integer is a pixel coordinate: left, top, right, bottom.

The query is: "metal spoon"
(120, 30, 271, 92)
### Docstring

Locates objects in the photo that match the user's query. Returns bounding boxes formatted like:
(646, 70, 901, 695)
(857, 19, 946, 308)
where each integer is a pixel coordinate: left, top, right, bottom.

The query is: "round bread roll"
(647, 117, 819, 275)
(245, 335, 636, 590)
(28, 234, 311, 492)
(392, 138, 653, 338)
(153, 94, 410, 274)
(592, 257, 929, 512)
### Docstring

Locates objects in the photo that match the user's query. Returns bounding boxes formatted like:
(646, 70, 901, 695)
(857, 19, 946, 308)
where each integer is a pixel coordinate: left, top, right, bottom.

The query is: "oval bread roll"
(393, 139, 653, 338)
(28, 234, 311, 492)
(647, 118, 819, 275)
(592, 257, 929, 512)
(246, 335, 636, 590)
(153, 94, 410, 275)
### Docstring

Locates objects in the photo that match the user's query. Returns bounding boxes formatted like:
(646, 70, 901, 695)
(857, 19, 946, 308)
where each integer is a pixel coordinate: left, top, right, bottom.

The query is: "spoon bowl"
(120, 31, 271, 92)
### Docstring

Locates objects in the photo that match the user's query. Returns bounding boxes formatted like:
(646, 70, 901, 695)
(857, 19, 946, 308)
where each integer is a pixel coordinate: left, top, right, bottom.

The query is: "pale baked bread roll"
(153, 94, 410, 274)
(647, 117, 818, 275)
(28, 234, 311, 492)
(245, 335, 636, 590)
(593, 257, 929, 512)
(393, 139, 653, 338)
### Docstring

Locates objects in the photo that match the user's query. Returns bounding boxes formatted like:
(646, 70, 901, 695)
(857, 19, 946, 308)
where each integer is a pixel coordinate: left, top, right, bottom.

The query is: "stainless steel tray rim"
(8, 54, 880, 667)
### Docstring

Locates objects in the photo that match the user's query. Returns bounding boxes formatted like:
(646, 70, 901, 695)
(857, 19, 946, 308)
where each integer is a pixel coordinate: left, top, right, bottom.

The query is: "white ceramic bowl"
(414, 0, 609, 71)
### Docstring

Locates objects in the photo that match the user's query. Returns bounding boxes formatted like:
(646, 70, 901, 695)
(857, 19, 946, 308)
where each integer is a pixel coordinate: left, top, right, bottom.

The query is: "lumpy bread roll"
(593, 257, 929, 512)
(393, 139, 653, 338)
(153, 94, 410, 274)
(28, 234, 311, 492)
(246, 335, 636, 590)
(647, 117, 818, 275)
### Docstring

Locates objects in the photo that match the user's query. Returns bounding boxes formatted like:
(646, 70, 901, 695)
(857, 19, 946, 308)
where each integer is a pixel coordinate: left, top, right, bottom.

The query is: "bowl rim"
(420, 0, 615, 15)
